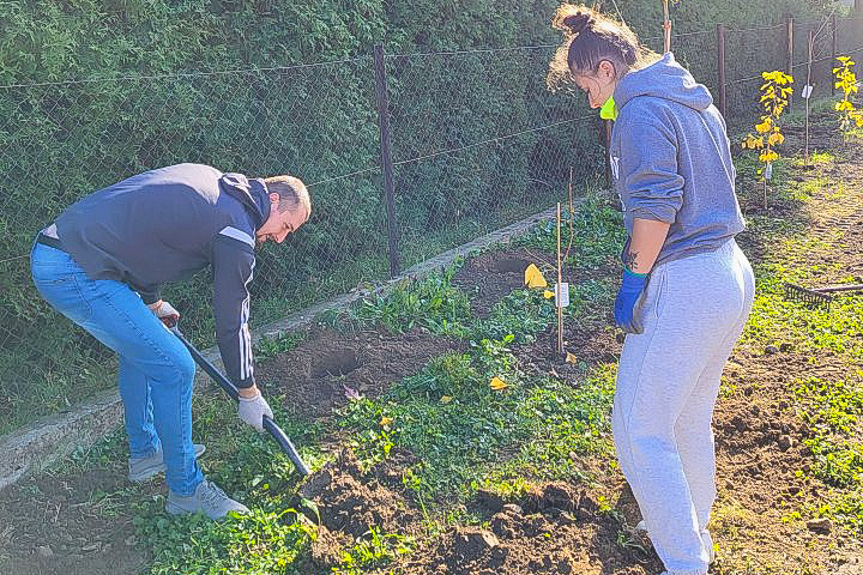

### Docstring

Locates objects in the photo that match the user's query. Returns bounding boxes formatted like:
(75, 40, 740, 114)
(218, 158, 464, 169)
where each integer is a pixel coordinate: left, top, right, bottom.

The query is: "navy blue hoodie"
(55, 163, 270, 389)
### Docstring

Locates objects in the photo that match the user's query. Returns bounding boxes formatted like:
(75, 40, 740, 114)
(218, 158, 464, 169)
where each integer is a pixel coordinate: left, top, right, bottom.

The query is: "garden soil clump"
(402, 481, 661, 575)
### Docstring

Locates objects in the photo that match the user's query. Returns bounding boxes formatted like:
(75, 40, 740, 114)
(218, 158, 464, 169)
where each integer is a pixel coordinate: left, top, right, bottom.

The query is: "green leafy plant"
(742, 70, 794, 209)
(333, 527, 414, 573)
(834, 55, 863, 143)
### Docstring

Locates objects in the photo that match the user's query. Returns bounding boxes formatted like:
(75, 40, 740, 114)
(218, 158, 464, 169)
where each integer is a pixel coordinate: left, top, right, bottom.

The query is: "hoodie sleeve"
(618, 117, 685, 225)
(211, 226, 257, 389)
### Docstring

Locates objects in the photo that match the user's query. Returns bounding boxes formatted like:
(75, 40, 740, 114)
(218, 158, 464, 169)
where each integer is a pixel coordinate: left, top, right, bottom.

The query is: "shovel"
(169, 324, 311, 477)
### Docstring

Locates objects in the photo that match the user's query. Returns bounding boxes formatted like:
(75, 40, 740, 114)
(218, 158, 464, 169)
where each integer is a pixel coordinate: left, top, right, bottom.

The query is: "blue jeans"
(30, 241, 203, 495)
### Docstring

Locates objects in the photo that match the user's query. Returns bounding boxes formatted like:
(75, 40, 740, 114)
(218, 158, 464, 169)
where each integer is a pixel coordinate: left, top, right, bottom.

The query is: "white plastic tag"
(764, 163, 773, 181)
(555, 282, 570, 308)
(802, 85, 813, 99)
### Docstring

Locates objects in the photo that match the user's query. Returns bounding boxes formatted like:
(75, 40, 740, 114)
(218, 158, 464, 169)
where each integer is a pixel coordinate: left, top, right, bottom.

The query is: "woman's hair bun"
(562, 11, 593, 35)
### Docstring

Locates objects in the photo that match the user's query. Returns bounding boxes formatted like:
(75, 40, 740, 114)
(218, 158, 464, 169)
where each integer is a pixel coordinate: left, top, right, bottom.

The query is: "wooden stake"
(805, 29, 814, 166)
(556, 203, 564, 355)
(662, 0, 671, 54)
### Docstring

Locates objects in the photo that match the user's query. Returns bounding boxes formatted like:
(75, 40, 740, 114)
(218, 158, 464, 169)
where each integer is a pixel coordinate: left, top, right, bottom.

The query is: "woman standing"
(548, 6, 755, 575)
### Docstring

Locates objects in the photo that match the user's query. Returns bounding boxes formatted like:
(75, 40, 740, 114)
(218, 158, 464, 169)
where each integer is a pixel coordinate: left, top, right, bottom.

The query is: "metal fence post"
(373, 44, 401, 278)
(786, 16, 794, 109)
(831, 13, 838, 96)
(717, 23, 727, 119)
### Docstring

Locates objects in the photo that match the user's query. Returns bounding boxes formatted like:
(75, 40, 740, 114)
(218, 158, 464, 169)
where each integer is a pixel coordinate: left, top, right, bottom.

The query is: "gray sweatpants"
(612, 239, 755, 575)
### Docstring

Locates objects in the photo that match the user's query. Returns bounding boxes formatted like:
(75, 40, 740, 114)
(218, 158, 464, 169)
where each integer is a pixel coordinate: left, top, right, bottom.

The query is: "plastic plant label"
(555, 282, 570, 308)
(764, 163, 773, 181)
(802, 84, 813, 99)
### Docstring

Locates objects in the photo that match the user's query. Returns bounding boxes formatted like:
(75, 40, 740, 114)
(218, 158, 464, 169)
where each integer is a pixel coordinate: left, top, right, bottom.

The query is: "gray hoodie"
(610, 53, 745, 267)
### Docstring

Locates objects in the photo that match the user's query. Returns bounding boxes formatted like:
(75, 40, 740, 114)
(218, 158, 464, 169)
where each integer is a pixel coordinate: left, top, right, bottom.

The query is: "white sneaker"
(166, 479, 249, 520)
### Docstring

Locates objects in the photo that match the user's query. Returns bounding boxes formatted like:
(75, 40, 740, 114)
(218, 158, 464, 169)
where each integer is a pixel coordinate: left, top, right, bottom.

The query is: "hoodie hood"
(614, 53, 713, 113)
(218, 172, 270, 228)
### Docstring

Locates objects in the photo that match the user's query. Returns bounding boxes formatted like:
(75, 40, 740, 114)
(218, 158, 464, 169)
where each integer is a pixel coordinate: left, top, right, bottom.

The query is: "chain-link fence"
(1, 15, 862, 434)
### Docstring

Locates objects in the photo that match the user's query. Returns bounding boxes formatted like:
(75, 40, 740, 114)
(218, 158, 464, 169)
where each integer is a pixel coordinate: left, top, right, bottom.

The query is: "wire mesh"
(384, 46, 602, 267)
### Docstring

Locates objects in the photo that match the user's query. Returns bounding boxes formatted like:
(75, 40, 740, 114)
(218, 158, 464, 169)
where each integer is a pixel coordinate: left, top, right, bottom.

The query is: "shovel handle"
(169, 325, 310, 476)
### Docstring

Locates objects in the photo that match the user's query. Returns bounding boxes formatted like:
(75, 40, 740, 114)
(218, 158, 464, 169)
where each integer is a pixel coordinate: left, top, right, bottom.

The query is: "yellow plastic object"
(489, 376, 509, 391)
(600, 95, 618, 121)
(524, 264, 548, 288)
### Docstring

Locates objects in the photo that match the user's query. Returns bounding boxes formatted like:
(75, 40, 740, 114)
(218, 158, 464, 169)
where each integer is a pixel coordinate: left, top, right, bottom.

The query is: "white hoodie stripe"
(238, 260, 255, 381)
(219, 226, 255, 249)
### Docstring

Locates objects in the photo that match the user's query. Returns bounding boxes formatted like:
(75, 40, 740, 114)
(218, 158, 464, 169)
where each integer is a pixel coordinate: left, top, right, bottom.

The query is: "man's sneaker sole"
(128, 443, 206, 482)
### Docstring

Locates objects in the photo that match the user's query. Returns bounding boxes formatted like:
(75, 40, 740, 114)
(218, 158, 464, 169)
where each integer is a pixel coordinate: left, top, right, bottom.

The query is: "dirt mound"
(300, 451, 420, 539)
(257, 327, 463, 419)
(413, 481, 660, 575)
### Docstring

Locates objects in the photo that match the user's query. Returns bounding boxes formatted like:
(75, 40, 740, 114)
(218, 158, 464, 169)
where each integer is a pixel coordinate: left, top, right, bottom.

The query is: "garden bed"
(1, 109, 862, 575)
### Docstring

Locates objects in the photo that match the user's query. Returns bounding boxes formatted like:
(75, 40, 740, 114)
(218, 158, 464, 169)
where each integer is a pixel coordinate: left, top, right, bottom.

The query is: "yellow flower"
(836, 100, 855, 112)
(767, 132, 785, 146)
(742, 134, 763, 150)
(755, 119, 772, 134)
(379, 416, 393, 426)
(489, 376, 509, 391)
(760, 150, 779, 163)
(543, 290, 555, 299)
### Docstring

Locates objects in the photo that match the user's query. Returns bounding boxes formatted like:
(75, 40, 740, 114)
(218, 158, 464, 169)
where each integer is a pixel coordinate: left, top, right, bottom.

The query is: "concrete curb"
(0, 205, 560, 491)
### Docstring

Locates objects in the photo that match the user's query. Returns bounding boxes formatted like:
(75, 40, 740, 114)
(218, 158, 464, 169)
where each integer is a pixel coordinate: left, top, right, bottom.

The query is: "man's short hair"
(263, 175, 311, 219)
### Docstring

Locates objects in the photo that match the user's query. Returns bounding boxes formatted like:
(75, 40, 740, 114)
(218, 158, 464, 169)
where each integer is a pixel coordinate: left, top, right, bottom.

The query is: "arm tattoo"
(624, 250, 639, 271)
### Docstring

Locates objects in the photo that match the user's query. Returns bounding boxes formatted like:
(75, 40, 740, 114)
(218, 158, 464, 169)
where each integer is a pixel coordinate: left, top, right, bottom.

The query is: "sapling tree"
(742, 71, 794, 210)
(834, 56, 863, 144)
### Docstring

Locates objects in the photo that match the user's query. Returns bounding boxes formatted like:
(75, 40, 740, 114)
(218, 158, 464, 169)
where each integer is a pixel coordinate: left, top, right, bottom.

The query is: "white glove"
(238, 391, 274, 432)
(149, 300, 180, 327)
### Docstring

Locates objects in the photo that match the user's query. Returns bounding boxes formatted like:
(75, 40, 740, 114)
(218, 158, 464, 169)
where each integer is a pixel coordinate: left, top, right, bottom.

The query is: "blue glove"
(614, 268, 648, 334)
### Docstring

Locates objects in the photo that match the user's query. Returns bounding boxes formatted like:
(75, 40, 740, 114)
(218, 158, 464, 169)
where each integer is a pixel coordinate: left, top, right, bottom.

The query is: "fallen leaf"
(524, 264, 547, 288)
(489, 376, 508, 391)
(343, 384, 362, 400)
(379, 416, 393, 426)
(440, 395, 453, 404)
(566, 352, 577, 364)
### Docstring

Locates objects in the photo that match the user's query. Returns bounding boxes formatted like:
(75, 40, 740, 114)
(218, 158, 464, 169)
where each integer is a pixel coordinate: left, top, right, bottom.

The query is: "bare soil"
(257, 327, 466, 419)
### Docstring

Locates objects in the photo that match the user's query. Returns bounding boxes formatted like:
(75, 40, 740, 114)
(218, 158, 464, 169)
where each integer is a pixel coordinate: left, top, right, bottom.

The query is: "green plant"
(253, 331, 307, 360)
(742, 70, 794, 209)
(348, 265, 472, 337)
(333, 527, 414, 574)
